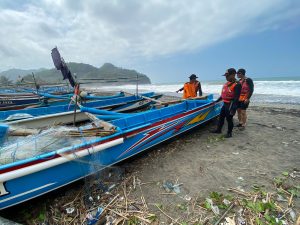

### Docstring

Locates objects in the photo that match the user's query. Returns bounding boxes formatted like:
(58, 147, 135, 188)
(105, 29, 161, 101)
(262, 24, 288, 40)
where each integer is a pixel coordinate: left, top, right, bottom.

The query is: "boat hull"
(0, 100, 222, 209)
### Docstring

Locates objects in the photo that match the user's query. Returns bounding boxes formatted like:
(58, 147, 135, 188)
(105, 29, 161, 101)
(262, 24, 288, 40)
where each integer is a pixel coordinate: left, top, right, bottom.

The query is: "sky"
(0, 0, 300, 83)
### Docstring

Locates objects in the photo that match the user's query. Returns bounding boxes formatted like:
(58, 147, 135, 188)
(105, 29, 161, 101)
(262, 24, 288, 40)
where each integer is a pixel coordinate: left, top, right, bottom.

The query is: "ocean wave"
(86, 80, 300, 104)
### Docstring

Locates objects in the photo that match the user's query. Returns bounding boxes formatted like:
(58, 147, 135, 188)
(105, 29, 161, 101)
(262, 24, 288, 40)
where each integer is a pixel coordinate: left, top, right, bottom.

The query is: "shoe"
(211, 129, 221, 134)
(239, 126, 245, 131)
(236, 124, 243, 127)
(224, 133, 232, 138)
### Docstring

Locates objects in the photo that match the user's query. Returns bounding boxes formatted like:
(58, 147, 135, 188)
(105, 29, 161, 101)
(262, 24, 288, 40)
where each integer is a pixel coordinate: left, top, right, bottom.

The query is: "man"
(211, 68, 241, 138)
(176, 74, 202, 99)
(236, 68, 254, 128)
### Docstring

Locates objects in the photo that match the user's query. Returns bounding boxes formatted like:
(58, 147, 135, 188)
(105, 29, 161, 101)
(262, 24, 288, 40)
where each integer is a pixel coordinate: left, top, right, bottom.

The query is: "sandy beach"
(1, 100, 299, 224)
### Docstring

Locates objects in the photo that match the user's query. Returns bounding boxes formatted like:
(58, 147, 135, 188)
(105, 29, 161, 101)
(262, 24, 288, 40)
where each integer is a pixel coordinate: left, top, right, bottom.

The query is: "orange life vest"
(183, 81, 199, 99)
(239, 78, 250, 101)
(221, 81, 237, 103)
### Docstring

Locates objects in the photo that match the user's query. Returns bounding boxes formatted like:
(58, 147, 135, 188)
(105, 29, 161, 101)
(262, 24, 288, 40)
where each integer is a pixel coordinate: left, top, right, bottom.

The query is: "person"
(211, 68, 241, 138)
(236, 68, 254, 128)
(176, 74, 202, 99)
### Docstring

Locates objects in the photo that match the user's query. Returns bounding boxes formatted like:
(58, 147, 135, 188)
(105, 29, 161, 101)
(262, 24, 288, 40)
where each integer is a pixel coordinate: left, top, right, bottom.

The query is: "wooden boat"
(1, 92, 162, 129)
(0, 96, 42, 110)
(0, 94, 222, 209)
(0, 91, 125, 111)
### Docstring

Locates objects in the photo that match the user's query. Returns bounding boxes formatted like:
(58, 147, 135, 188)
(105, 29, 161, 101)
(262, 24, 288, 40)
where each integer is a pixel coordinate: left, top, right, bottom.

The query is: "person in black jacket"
(236, 68, 254, 129)
(211, 68, 241, 138)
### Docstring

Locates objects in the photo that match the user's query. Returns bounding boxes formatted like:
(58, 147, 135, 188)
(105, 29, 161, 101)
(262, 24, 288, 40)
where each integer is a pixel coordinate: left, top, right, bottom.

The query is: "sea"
(87, 76, 300, 105)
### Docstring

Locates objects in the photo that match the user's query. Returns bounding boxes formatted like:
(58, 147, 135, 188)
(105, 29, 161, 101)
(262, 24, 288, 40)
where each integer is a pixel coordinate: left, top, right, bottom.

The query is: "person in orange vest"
(211, 68, 241, 138)
(236, 68, 254, 129)
(176, 74, 202, 99)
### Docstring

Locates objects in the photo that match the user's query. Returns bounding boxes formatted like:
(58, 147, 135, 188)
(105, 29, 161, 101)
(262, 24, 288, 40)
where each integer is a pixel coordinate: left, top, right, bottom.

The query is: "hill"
(4, 63, 151, 85)
(0, 68, 46, 81)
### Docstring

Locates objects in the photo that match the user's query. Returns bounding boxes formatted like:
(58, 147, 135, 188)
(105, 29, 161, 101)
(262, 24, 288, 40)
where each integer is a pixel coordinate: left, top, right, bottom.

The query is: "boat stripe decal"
(0, 183, 55, 203)
(118, 120, 180, 158)
(118, 107, 214, 158)
(124, 102, 214, 137)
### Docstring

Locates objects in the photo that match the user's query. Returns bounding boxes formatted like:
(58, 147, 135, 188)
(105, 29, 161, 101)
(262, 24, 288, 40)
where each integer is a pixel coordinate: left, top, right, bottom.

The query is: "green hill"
(0, 68, 45, 81)
(20, 63, 151, 84)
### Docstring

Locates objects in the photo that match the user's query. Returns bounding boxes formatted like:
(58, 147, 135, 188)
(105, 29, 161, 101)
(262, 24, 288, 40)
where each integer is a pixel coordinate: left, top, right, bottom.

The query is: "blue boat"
(1, 92, 162, 129)
(0, 95, 222, 209)
(0, 91, 126, 111)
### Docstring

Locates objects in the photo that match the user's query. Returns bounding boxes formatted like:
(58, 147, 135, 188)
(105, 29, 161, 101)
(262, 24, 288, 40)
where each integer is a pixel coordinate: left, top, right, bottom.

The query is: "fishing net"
(0, 126, 96, 165)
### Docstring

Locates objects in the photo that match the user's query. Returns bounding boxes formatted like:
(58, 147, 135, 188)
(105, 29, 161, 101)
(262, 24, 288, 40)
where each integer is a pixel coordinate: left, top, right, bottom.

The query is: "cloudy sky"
(0, 0, 300, 82)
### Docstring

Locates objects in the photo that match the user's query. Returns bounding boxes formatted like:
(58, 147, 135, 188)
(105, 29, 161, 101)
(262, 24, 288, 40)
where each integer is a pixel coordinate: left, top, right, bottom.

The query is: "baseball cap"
(222, 68, 236, 76)
(189, 74, 198, 79)
(237, 68, 246, 75)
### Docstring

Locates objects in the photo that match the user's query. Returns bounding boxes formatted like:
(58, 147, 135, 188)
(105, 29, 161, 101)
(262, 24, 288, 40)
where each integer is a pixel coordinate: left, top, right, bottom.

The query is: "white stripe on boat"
(0, 183, 55, 203)
(0, 138, 124, 183)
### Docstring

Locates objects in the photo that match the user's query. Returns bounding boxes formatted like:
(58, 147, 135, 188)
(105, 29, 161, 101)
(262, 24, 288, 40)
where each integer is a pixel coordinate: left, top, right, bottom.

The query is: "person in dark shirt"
(211, 68, 241, 138)
(236, 68, 254, 129)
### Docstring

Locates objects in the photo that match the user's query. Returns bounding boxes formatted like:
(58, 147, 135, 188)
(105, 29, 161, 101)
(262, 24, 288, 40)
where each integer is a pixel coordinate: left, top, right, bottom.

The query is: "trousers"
(217, 103, 234, 134)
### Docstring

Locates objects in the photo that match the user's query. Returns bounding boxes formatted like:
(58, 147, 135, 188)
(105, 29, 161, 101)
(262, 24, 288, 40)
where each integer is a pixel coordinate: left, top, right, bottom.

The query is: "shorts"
(237, 101, 249, 110)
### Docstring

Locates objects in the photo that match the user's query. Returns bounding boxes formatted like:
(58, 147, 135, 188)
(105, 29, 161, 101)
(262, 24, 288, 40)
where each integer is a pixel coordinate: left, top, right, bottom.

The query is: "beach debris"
(289, 170, 300, 178)
(236, 216, 246, 225)
(237, 177, 244, 182)
(9, 170, 299, 225)
(107, 184, 116, 191)
(224, 217, 236, 225)
(288, 208, 296, 221)
(205, 198, 220, 215)
(232, 152, 239, 155)
(65, 207, 75, 214)
(277, 194, 287, 202)
(86, 207, 103, 225)
(162, 180, 182, 194)
(223, 198, 231, 206)
(184, 194, 192, 201)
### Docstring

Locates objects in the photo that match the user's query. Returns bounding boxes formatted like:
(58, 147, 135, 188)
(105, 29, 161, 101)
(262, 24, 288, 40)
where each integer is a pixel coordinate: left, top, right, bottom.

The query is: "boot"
(224, 132, 232, 138)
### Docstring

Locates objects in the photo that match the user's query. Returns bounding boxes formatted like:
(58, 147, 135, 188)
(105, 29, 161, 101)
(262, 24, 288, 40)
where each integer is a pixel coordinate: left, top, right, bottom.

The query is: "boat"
(0, 91, 126, 111)
(0, 95, 222, 209)
(1, 92, 162, 129)
(0, 96, 43, 110)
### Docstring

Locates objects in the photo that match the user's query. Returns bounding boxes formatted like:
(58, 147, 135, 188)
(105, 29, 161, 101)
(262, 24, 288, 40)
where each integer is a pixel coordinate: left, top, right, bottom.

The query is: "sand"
(119, 102, 300, 220)
(1, 101, 299, 223)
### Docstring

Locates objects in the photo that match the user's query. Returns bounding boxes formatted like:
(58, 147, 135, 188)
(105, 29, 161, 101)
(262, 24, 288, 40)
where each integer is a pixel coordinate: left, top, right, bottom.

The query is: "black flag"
(51, 47, 76, 87)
